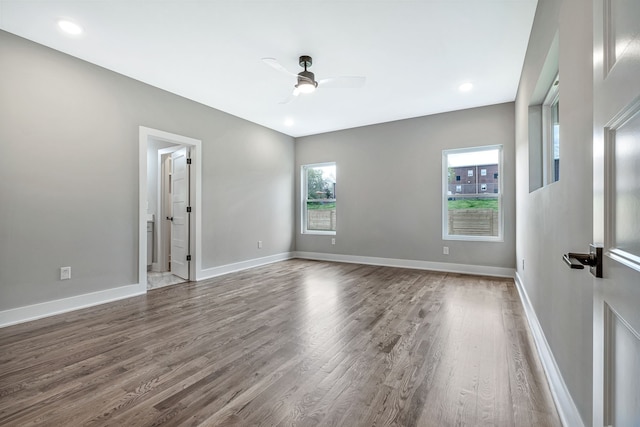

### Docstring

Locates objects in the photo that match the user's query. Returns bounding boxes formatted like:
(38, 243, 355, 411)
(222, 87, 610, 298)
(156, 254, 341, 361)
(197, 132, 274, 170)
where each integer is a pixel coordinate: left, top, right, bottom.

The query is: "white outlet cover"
(60, 266, 71, 280)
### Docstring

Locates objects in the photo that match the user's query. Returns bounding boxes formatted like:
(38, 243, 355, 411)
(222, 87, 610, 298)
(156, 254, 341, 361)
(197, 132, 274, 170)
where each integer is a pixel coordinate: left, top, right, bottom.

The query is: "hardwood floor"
(0, 260, 561, 426)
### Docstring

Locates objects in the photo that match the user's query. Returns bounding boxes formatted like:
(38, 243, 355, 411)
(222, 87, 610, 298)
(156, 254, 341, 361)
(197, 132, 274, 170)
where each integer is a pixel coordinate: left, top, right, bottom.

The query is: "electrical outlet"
(258, 240, 263, 249)
(60, 266, 71, 280)
(443, 246, 449, 255)
(331, 238, 336, 245)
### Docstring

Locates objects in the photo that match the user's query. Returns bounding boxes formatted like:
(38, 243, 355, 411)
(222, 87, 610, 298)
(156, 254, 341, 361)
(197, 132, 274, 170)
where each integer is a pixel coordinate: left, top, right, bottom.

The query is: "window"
(528, 34, 558, 192)
(544, 75, 560, 183)
(302, 163, 336, 234)
(481, 169, 487, 176)
(550, 97, 560, 181)
(443, 145, 503, 241)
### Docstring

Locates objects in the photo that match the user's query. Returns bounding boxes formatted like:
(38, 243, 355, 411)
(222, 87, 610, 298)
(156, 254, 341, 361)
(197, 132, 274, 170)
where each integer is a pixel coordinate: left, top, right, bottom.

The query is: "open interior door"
(593, 0, 640, 425)
(170, 147, 190, 281)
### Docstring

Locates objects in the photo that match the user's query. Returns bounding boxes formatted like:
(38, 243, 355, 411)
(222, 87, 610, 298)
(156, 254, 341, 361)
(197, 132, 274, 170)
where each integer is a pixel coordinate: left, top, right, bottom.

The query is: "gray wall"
(0, 30, 295, 311)
(295, 103, 516, 269)
(515, 0, 593, 424)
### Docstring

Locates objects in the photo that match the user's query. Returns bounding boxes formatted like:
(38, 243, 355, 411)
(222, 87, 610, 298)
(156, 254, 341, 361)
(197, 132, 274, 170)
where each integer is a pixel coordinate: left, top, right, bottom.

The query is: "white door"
(170, 147, 190, 280)
(593, 0, 640, 425)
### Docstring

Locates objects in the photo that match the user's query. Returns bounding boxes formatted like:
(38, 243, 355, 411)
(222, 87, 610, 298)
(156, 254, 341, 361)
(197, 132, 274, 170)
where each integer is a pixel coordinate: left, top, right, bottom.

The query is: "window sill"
(302, 230, 336, 236)
(443, 234, 504, 243)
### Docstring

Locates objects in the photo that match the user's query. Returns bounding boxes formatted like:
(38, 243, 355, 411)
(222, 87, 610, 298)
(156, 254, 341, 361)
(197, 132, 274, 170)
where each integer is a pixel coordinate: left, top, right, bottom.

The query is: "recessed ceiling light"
(459, 82, 473, 92)
(58, 19, 83, 35)
(284, 118, 294, 127)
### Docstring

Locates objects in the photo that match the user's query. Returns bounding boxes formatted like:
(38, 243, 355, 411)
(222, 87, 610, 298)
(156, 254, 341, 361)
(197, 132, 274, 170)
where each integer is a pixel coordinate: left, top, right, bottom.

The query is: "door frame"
(139, 126, 202, 289)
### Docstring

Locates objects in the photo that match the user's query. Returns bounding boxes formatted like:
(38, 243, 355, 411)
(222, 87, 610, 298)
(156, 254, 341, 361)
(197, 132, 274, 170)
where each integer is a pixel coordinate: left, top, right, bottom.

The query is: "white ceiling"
(0, 0, 538, 137)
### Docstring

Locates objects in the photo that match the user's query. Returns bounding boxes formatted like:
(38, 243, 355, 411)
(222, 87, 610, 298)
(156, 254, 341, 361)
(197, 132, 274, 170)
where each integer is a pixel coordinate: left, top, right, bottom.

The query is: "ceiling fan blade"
(278, 88, 300, 105)
(318, 76, 366, 89)
(262, 57, 298, 77)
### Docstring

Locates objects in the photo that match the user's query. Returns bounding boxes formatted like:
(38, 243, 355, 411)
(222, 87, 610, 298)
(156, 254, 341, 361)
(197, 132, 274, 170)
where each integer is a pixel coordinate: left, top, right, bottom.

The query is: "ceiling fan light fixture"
(296, 79, 317, 94)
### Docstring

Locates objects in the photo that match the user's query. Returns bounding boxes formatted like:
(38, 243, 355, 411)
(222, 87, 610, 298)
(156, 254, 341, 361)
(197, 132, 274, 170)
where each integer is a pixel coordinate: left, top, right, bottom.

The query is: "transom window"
(302, 163, 336, 234)
(443, 145, 503, 241)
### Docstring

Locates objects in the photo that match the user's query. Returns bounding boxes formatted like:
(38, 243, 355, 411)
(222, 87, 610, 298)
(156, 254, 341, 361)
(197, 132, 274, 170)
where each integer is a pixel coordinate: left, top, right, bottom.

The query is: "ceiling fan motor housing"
(297, 70, 318, 87)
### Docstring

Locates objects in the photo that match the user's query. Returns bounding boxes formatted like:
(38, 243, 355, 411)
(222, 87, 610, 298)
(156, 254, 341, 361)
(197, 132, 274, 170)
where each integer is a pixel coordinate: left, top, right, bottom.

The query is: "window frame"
(542, 74, 560, 184)
(442, 145, 504, 242)
(301, 162, 337, 235)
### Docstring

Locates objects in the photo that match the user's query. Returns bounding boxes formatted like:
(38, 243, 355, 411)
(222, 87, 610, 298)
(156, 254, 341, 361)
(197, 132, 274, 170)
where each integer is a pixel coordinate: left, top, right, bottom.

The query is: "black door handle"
(563, 253, 592, 269)
(563, 244, 603, 278)
(166, 216, 173, 222)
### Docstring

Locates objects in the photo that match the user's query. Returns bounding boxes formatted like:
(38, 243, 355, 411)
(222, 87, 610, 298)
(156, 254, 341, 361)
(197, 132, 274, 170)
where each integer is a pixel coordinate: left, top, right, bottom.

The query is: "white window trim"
(301, 162, 337, 236)
(542, 74, 559, 185)
(442, 145, 504, 242)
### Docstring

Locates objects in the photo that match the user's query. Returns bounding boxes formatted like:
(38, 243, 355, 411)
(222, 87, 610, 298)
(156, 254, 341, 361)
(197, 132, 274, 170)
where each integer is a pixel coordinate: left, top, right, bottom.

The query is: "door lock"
(563, 244, 603, 278)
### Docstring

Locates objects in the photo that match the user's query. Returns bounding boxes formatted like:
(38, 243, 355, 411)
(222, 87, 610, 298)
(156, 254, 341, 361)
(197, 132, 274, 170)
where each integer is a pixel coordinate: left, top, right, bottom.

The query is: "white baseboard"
(0, 253, 295, 329)
(0, 283, 147, 328)
(198, 252, 294, 281)
(513, 272, 584, 427)
(0, 252, 512, 329)
(294, 251, 515, 278)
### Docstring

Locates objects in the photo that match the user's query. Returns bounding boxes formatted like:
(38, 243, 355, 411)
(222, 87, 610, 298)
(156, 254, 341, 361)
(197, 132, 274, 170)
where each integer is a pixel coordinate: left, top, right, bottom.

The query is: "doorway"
(139, 127, 202, 292)
(148, 146, 191, 290)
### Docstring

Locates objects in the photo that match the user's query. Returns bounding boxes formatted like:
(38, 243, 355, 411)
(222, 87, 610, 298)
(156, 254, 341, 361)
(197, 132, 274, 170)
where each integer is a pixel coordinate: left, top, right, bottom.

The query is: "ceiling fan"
(262, 55, 366, 104)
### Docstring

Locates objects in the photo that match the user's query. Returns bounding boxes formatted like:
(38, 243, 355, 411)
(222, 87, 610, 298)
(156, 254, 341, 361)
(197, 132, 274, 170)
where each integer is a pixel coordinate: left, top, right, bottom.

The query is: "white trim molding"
(513, 272, 585, 427)
(199, 252, 294, 281)
(0, 283, 146, 328)
(294, 251, 515, 278)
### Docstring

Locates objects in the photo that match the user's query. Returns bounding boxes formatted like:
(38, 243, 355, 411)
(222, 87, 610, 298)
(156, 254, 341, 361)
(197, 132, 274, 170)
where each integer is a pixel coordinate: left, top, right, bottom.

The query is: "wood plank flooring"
(0, 260, 561, 426)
